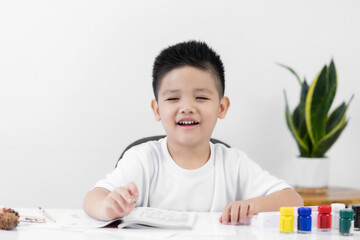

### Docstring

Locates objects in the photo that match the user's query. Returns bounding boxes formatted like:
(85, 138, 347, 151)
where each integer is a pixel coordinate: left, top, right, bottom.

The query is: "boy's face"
(151, 66, 230, 147)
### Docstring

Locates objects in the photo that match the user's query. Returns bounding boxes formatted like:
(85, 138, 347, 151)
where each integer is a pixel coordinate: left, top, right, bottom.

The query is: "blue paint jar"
(298, 207, 312, 233)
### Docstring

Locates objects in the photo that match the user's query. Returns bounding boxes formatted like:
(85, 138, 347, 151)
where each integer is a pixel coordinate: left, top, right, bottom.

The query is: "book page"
(56, 212, 122, 229)
(118, 207, 196, 229)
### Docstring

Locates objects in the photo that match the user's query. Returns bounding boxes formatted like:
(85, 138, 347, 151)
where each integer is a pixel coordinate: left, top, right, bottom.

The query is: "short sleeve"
(92, 146, 150, 202)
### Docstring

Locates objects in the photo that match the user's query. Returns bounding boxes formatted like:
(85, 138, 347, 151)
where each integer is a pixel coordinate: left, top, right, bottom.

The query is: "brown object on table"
(0, 208, 19, 230)
(295, 186, 329, 194)
(296, 187, 360, 207)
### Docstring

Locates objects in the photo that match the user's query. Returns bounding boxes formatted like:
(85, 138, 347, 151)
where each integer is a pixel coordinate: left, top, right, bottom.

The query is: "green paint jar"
(339, 209, 354, 236)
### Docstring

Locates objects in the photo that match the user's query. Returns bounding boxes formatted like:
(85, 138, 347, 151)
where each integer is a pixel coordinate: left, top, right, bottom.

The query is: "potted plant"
(280, 59, 354, 193)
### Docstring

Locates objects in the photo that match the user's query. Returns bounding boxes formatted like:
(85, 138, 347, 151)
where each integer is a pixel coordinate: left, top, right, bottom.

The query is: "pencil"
(20, 216, 46, 223)
(38, 206, 56, 223)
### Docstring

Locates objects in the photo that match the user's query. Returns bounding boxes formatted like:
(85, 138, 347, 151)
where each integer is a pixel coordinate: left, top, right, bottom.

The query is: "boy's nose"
(180, 107, 194, 114)
(179, 99, 195, 114)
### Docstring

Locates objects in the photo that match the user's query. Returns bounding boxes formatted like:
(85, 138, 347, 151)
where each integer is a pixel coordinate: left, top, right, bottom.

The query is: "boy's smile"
(151, 66, 230, 149)
(177, 118, 199, 129)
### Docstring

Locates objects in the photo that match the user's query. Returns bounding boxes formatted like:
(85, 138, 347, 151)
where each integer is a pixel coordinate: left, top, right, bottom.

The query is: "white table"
(1, 209, 359, 240)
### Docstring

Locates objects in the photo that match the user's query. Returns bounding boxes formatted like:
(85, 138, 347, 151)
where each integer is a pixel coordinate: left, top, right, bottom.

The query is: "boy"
(83, 41, 303, 225)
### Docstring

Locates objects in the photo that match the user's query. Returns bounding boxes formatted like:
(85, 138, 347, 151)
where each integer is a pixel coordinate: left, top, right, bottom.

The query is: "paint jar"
(352, 204, 360, 231)
(331, 203, 345, 229)
(280, 207, 294, 233)
(339, 209, 354, 236)
(297, 207, 311, 233)
(318, 205, 331, 232)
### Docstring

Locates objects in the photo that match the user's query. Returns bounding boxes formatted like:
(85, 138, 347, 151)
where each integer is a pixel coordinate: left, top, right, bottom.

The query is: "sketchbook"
(116, 207, 196, 230)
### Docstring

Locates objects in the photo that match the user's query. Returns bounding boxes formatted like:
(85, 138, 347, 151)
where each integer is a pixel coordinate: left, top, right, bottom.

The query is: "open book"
(117, 207, 196, 229)
(48, 207, 196, 230)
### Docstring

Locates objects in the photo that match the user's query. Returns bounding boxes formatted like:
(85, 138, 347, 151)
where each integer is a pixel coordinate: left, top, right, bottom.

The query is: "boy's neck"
(166, 139, 211, 170)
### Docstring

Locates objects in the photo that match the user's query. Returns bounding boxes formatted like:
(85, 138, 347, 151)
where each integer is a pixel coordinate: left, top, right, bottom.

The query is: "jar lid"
(352, 204, 360, 213)
(340, 209, 354, 219)
(331, 203, 346, 213)
(318, 205, 331, 214)
(298, 207, 311, 216)
(280, 207, 294, 216)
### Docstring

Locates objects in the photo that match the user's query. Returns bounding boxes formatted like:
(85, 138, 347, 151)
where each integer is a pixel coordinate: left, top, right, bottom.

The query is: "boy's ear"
(218, 96, 230, 119)
(151, 99, 161, 121)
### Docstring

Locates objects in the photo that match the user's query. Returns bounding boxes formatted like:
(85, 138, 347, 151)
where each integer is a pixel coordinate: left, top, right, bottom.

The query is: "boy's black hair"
(152, 40, 225, 100)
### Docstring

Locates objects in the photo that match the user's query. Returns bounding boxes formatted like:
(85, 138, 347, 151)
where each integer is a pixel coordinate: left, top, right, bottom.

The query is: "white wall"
(0, 0, 359, 208)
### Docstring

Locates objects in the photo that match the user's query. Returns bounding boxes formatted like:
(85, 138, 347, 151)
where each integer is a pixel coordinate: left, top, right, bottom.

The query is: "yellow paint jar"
(280, 207, 294, 233)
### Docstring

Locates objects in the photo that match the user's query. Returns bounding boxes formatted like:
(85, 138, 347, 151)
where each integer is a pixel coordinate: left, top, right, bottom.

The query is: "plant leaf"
(278, 63, 302, 85)
(325, 94, 354, 141)
(312, 120, 348, 157)
(298, 79, 309, 138)
(326, 59, 337, 114)
(345, 94, 355, 112)
(301, 132, 312, 154)
(284, 90, 310, 156)
(305, 65, 335, 146)
(293, 105, 300, 130)
(326, 102, 346, 133)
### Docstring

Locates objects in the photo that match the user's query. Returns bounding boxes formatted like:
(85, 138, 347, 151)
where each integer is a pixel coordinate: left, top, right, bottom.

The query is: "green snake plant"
(280, 59, 354, 158)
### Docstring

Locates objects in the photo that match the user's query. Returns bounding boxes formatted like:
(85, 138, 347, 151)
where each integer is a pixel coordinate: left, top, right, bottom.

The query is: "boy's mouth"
(177, 120, 199, 126)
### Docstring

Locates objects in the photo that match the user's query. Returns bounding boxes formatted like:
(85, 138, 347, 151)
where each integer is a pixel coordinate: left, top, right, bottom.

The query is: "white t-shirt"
(94, 137, 291, 212)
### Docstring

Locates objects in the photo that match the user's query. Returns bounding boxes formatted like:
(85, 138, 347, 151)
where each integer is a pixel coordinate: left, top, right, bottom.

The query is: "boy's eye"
(196, 97, 209, 100)
(166, 98, 179, 101)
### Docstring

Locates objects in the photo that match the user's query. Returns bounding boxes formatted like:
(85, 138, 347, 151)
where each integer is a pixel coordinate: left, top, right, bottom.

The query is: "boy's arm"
(251, 188, 303, 212)
(220, 188, 303, 225)
(83, 183, 139, 221)
(83, 187, 111, 221)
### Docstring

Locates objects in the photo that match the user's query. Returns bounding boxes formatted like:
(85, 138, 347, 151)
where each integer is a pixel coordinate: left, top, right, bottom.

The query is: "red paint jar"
(318, 205, 332, 232)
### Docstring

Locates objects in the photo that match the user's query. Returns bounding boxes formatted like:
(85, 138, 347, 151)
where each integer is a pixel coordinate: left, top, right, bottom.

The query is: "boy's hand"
(101, 182, 139, 220)
(219, 200, 258, 225)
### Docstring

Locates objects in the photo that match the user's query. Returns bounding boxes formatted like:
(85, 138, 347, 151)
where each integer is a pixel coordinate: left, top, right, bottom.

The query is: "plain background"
(1, 0, 359, 208)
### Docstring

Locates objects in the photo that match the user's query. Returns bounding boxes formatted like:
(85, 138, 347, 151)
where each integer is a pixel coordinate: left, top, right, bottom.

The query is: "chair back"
(115, 135, 230, 168)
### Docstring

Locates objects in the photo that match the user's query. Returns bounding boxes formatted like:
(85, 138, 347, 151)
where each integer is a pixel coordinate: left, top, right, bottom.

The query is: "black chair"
(115, 135, 230, 168)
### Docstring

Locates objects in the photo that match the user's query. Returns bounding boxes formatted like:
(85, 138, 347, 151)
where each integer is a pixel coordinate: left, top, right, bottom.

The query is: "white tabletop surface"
(1, 209, 360, 240)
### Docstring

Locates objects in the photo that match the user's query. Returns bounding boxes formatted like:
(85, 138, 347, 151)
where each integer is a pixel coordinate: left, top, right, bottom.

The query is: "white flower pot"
(293, 157, 329, 193)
